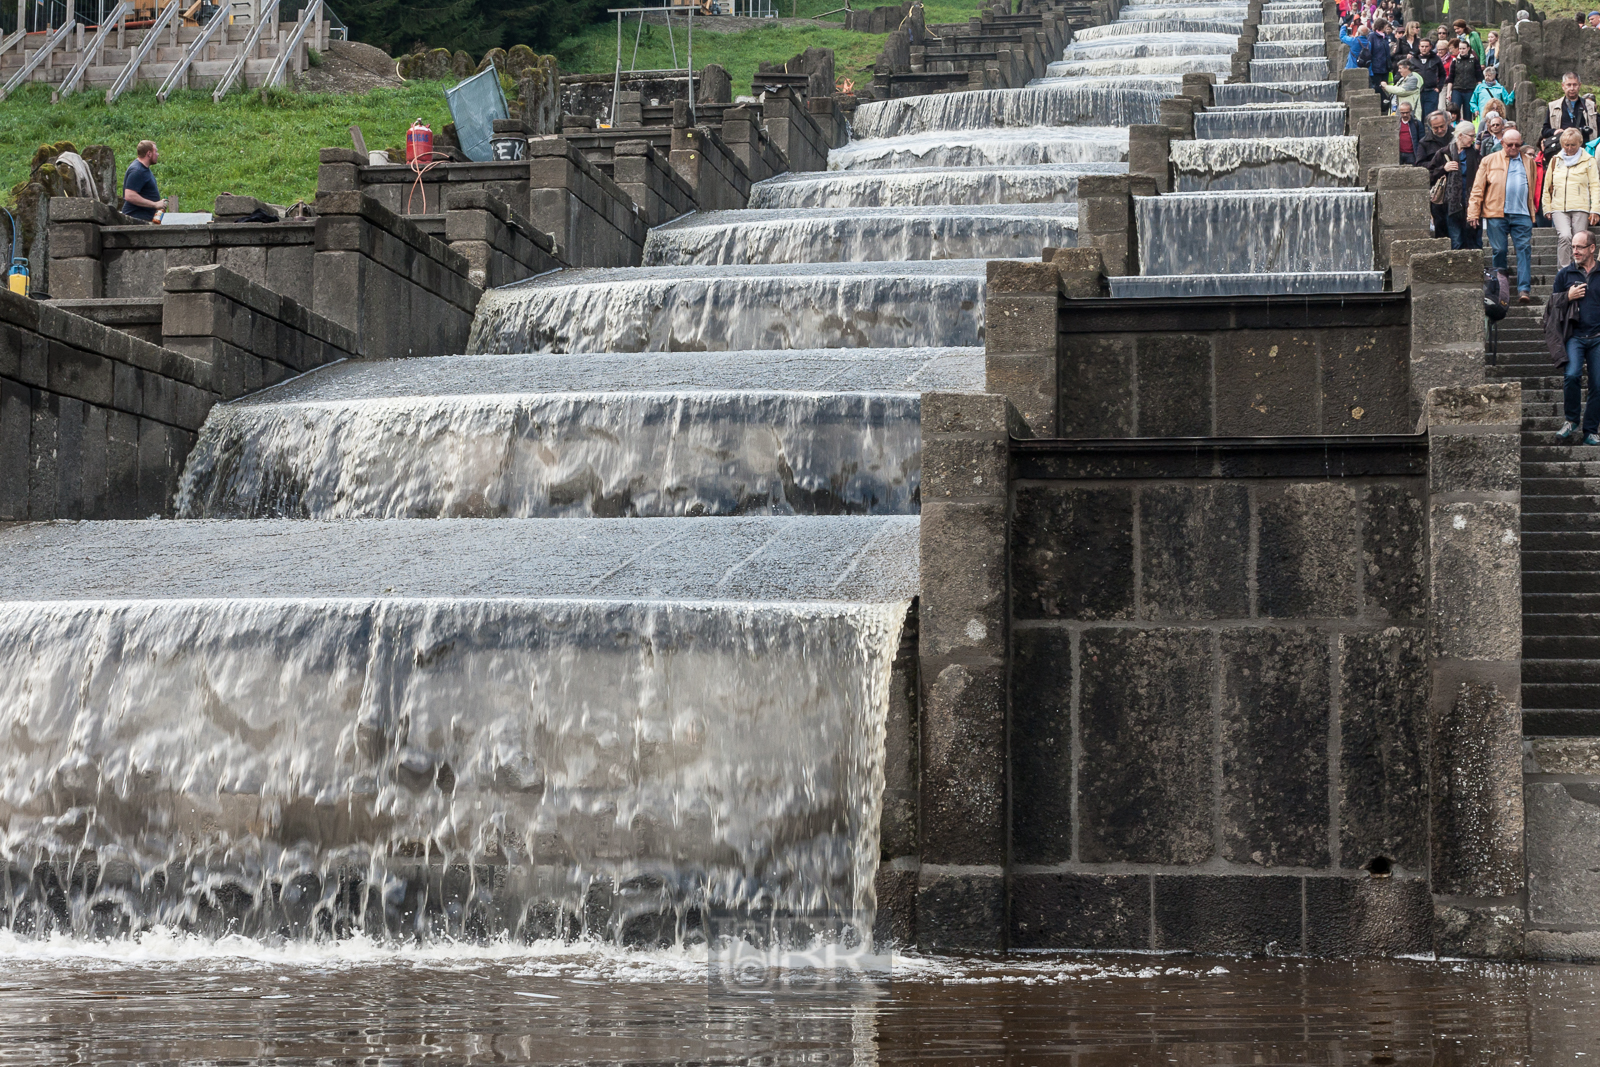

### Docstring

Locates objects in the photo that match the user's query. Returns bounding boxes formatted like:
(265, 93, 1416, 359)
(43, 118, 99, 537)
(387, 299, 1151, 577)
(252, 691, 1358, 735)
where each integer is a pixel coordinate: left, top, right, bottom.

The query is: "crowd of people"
(1343, 6, 1600, 305)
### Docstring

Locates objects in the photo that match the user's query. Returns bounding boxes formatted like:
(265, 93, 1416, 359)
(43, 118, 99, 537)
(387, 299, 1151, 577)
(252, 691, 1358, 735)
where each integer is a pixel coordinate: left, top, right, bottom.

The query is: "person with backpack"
(1541, 73, 1600, 157)
(1368, 20, 1394, 111)
(1448, 38, 1483, 120)
(1341, 20, 1370, 68)
(1548, 231, 1600, 443)
(1431, 120, 1483, 249)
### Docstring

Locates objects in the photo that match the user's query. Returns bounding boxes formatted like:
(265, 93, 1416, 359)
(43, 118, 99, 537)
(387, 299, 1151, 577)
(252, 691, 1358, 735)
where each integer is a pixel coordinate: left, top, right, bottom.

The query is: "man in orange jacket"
(1468, 128, 1539, 302)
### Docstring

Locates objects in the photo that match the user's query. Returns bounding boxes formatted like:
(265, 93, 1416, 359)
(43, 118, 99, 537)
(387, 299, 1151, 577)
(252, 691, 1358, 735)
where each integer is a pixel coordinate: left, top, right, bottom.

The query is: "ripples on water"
(0, 934, 1591, 1064)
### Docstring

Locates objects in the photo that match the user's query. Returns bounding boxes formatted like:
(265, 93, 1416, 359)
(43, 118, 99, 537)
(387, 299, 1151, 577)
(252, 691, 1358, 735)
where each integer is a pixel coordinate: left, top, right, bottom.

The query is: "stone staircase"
(1487, 227, 1600, 735)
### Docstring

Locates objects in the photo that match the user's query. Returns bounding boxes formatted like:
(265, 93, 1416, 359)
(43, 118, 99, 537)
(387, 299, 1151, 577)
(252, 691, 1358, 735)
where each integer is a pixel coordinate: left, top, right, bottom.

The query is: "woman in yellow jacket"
(1545, 127, 1600, 268)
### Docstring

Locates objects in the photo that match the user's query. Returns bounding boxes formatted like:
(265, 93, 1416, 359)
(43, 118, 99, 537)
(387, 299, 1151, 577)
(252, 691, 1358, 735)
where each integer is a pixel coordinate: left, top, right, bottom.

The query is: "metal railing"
(210, 0, 277, 99)
(261, 0, 316, 86)
(0, 13, 75, 99)
(155, 0, 227, 99)
(107, 0, 179, 102)
(54, 0, 131, 98)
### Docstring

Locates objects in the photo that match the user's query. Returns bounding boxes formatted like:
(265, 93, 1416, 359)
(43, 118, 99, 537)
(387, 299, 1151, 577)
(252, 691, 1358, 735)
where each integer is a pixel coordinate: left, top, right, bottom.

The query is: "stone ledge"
(1426, 383, 1521, 426)
(313, 190, 473, 280)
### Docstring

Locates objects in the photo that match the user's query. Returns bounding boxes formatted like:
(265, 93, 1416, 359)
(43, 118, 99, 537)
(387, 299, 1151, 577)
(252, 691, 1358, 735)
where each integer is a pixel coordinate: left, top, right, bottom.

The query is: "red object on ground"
(405, 121, 434, 164)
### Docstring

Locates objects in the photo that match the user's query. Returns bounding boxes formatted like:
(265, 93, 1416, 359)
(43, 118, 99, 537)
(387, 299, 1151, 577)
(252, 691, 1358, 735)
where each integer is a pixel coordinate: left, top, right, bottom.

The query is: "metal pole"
(630, 6, 641, 70)
(687, 5, 693, 123)
(665, 6, 675, 68)
(610, 9, 621, 127)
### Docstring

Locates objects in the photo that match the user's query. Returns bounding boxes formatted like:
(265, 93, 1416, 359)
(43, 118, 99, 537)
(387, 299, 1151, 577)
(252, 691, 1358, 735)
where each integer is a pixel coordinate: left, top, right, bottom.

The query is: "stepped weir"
(0, 0, 1584, 982)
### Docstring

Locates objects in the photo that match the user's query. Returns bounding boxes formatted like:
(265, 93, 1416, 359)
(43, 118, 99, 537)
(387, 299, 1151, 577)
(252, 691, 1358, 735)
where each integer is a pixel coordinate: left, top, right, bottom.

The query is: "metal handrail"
(106, 0, 178, 102)
(54, 0, 131, 98)
(0, 26, 28, 58)
(260, 0, 316, 87)
(155, 2, 227, 100)
(210, 0, 277, 101)
(0, 16, 75, 100)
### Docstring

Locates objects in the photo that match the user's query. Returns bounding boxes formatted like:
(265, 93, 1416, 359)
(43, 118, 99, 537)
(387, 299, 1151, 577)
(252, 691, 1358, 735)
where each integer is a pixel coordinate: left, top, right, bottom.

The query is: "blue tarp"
(446, 67, 510, 163)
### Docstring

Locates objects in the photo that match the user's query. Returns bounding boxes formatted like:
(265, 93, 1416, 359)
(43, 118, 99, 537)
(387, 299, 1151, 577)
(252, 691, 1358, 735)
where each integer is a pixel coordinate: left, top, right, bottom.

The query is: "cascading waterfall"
(1046, 55, 1235, 77)
(1072, 19, 1244, 38)
(1170, 137, 1358, 190)
(642, 205, 1077, 265)
(1059, 33, 1241, 59)
(0, 517, 916, 942)
(466, 262, 989, 353)
(749, 163, 1127, 208)
(848, 81, 1171, 139)
(829, 126, 1128, 170)
(1212, 80, 1339, 104)
(1136, 189, 1374, 275)
(1251, 40, 1327, 58)
(176, 349, 984, 520)
(1250, 57, 1331, 81)
(1256, 23, 1321, 39)
(1194, 106, 1346, 139)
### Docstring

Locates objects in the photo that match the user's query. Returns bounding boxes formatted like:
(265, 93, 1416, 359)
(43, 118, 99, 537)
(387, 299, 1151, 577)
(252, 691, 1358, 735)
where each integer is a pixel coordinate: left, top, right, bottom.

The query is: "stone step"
(1523, 497, 1600, 517)
(1522, 461, 1600, 475)
(1522, 532, 1600, 551)
(1520, 477, 1600, 495)
(1524, 659, 1600, 684)
(1523, 512, 1600, 531)
(1523, 709, 1600, 735)
(1526, 591, 1600, 611)
(1525, 570, 1600, 592)
(1525, 612, 1600, 634)
(1525, 633, 1600, 658)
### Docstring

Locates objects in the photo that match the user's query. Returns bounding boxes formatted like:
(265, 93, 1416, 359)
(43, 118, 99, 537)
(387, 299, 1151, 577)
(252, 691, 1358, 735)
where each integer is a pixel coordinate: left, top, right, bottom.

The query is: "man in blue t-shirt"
(1553, 231, 1600, 444)
(121, 140, 166, 222)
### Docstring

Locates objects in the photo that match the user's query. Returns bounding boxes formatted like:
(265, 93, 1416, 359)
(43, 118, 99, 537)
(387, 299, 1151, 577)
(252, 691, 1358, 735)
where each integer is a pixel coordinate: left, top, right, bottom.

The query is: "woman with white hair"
(1544, 127, 1600, 267)
(1429, 120, 1484, 249)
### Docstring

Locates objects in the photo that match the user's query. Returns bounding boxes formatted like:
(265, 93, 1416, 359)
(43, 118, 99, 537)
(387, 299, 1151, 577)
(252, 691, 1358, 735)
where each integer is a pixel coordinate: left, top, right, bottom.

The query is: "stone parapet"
(527, 137, 648, 268)
(1425, 381, 1525, 958)
(986, 259, 1062, 438)
(443, 188, 563, 289)
(669, 108, 754, 212)
(1408, 249, 1487, 429)
(312, 191, 482, 360)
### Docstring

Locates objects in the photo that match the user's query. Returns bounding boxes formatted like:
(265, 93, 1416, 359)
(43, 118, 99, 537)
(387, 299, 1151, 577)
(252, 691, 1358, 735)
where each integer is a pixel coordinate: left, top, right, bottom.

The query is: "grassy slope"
(1, 80, 455, 210)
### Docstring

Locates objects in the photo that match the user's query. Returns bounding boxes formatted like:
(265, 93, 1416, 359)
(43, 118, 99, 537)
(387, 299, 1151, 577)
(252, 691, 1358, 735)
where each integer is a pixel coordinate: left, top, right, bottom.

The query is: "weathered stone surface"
(1319, 326, 1411, 434)
(1058, 335, 1134, 437)
(1434, 901, 1524, 959)
(1139, 483, 1250, 619)
(1303, 876, 1430, 957)
(1526, 737, 1600, 775)
(1425, 381, 1522, 426)
(1011, 627, 1073, 864)
(1153, 875, 1302, 954)
(922, 434, 1007, 503)
(1136, 334, 1212, 437)
(917, 870, 1005, 952)
(1526, 929, 1600, 961)
(1432, 679, 1524, 897)
(1257, 482, 1359, 619)
(1361, 481, 1426, 620)
(919, 500, 1006, 660)
(1429, 432, 1519, 494)
(1527, 781, 1600, 926)
(1430, 501, 1521, 662)
(873, 866, 917, 948)
(1214, 331, 1318, 436)
(1011, 486, 1134, 621)
(1220, 627, 1331, 868)
(1079, 627, 1214, 864)
(986, 259, 1059, 294)
(1411, 249, 1487, 285)
(920, 663, 1006, 866)
(1339, 628, 1430, 872)
(922, 390, 1013, 436)
(1011, 873, 1150, 949)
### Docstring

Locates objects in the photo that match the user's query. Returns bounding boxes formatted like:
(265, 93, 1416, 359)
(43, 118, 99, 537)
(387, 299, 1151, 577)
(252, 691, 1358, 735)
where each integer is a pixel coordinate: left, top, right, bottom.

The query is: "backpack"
(1484, 267, 1510, 321)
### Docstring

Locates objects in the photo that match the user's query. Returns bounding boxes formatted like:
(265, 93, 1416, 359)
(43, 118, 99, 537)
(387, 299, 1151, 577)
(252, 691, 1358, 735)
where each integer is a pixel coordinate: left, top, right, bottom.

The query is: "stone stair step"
(1523, 709, 1600, 735)
(1525, 612, 1600, 634)
(1525, 570, 1600, 592)
(1523, 512, 1600, 531)
(1524, 658, 1600, 683)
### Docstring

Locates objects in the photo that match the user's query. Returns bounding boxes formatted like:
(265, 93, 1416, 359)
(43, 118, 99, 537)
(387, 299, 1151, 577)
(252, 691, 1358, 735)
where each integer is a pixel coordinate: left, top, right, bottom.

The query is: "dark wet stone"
(1011, 627, 1073, 864)
(1136, 333, 1212, 436)
(917, 871, 1004, 952)
(1011, 873, 1150, 950)
(1304, 876, 1431, 957)
(1011, 485, 1134, 621)
(1361, 482, 1427, 620)
(1257, 482, 1359, 619)
(1153, 874, 1303, 954)
(1338, 628, 1429, 872)
(1139, 483, 1250, 620)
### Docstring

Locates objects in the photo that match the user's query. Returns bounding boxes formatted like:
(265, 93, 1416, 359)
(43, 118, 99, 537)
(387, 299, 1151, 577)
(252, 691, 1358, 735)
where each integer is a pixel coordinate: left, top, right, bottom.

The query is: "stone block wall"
(670, 118, 754, 213)
(1525, 737, 1600, 960)
(1001, 435, 1433, 955)
(311, 191, 481, 360)
(442, 189, 563, 289)
(612, 141, 697, 228)
(527, 138, 648, 268)
(1, 288, 211, 522)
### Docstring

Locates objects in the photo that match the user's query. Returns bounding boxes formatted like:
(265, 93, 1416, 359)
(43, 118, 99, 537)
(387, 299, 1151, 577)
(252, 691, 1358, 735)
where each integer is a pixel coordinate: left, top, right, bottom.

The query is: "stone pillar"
(1051, 247, 1106, 298)
(614, 90, 643, 127)
(1373, 165, 1434, 269)
(46, 196, 116, 300)
(1340, 67, 1370, 104)
(917, 390, 1018, 951)
(1408, 250, 1486, 428)
(316, 146, 363, 195)
(1077, 174, 1136, 278)
(1514, 78, 1536, 127)
(1180, 71, 1214, 107)
(1388, 236, 1450, 292)
(1158, 97, 1196, 138)
(1128, 124, 1173, 192)
(1425, 382, 1524, 959)
(1358, 114, 1400, 187)
(984, 260, 1060, 438)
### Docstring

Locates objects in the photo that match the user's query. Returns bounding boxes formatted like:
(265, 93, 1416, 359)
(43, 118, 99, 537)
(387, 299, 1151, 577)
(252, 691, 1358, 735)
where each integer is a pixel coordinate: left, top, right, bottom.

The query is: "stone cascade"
(1193, 102, 1348, 139)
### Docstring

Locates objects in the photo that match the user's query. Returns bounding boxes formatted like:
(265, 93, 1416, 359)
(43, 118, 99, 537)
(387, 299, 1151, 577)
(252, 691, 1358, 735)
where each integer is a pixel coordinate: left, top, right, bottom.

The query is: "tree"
(339, 0, 610, 56)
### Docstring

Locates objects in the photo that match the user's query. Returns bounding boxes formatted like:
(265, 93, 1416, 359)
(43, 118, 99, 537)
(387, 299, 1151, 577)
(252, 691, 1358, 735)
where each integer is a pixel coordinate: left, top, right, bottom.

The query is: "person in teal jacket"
(1470, 66, 1514, 117)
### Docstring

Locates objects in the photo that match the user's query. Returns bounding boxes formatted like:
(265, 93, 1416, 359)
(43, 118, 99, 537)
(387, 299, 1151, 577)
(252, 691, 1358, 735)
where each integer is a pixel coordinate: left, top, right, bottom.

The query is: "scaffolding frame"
(607, 3, 692, 128)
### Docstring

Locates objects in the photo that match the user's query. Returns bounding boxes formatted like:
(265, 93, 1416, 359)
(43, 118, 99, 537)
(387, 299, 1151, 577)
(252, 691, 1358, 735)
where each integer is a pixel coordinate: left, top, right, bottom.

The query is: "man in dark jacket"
(1541, 72, 1600, 155)
(1369, 20, 1393, 111)
(1418, 110, 1455, 238)
(1551, 231, 1600, 443)
(1449, 39, 1483, 119)
(1416, 38, 1445, 117)
(1397, 102, 1426, 163)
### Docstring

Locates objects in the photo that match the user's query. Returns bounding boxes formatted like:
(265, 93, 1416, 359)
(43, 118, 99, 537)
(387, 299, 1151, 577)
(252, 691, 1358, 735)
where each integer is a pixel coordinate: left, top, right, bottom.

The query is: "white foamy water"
(749, 164, 1127, 209)
(848, 81, 1171, 139)
(1170, 136, 1359, 190)
(1137, 189, 1374, 275)
(830, 126, 1128, 171)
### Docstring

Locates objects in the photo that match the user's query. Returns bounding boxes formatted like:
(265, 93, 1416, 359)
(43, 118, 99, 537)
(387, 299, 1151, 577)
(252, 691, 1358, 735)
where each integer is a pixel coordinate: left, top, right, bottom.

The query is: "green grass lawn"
(1, 79, 456, 211)
(556, 20, 887, 94)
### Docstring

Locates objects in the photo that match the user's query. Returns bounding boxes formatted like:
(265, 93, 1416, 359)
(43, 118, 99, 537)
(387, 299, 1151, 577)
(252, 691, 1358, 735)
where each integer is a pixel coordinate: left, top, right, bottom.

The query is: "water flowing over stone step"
(0, 516, 916, 939)
(1136, 189, 1374, 275)
(1060, 33, 1242, 60)
(1171, 136, 1358, 190)
(1072, 19, 1246, 39)
(1250, 57, 1331, 81)
(1213, 80, 1339, 105)
(1257, 23, 1323, 40)
(749, 163, 1127, 209)
(1252, 40, 1333, 59)
(1046, 55, 1235, 78)
(467, 262, 988, 354)
(1195, 105, 1347, 139)
(829, 126, 1129, 170)
(849, 81, 1173, 139)
(176, 349, 984, 520)
(642, 205, 1078, 265)
(1109, 271, 1384, 297)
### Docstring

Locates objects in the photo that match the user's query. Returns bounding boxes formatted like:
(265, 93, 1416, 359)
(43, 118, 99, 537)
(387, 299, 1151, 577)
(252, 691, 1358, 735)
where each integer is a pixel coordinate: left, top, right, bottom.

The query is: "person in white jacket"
(1544, 127, 1600, 268)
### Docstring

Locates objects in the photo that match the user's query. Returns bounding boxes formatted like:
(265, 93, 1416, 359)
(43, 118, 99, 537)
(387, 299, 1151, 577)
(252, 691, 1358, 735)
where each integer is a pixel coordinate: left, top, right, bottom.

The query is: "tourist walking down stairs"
(1468, 127, 1537, 302)
(1541, 73, 1600, 157)
(1430, 120, 1482, 250)
(1544, 128, 1600, 268)
(1547, 231, 1600, 444)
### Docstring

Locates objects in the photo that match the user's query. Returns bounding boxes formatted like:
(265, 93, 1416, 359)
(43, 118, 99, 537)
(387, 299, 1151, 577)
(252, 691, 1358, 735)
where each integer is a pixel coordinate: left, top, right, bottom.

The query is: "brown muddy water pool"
(0, 938, 1595, 1064)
